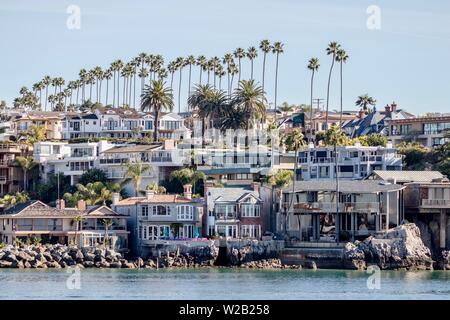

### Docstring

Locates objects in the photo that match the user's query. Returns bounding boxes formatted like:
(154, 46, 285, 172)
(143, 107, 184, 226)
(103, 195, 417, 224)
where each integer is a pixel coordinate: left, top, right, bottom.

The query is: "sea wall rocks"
(226, 240, 284, 265)
(343, 223, 434, 270)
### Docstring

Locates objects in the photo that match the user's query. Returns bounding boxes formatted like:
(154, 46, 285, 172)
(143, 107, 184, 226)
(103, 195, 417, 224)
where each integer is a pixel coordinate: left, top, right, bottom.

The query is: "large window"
(241, 224, 261, 238)
(177, 205, 194, 220)
(151, 205, 171, 216)
(141, 225, 170, 240)
(141, 206, 149, 217)
(241, 204, 260, 217)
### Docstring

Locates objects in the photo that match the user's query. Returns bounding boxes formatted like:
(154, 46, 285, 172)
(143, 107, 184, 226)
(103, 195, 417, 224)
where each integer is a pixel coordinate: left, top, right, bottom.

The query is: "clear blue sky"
(1, 0, 449, 115)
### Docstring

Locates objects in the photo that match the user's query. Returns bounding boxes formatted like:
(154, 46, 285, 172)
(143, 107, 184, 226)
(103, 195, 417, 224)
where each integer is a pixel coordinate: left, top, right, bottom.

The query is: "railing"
(421, 199, 450, 207)
(214, 212, 238, 220)
(0, 160, 13, 166)
(360, 156, 382, 162)
(312, 157, 335, 164)
(283, 202, 379, 213)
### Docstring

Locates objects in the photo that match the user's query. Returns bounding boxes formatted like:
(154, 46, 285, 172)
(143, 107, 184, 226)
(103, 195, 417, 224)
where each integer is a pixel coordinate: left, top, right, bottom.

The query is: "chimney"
(77, 199, 86, 211)
(112, 192, 120, 206)
(251, 181, 260, 194)
(204, 180, 215, 199)
(146, 189, 154, 200)
(56, 199, 65, 210)
(384, 104, 391, 118)
(391, 102, 397, 113)
(183, 184, 192, 200)
(358, 109, 366, 119)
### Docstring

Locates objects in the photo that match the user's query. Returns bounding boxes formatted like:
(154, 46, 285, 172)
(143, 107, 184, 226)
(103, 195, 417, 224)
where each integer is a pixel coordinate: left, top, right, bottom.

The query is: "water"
(0, 269, 449, 300)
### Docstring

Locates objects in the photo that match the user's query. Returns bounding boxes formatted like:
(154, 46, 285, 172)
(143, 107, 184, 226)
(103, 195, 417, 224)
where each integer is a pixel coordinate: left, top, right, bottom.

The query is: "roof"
(102, 144, 160, 154)
(371, 170, 446, 183)
(206, 187, 261, 202)
(114, 194, 194, 206)
(0, 201, 125, 218)
(283, 180, 405, 193)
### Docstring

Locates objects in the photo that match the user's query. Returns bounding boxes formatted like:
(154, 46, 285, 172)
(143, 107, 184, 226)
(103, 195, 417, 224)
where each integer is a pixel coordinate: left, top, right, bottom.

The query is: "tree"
(324, 41, 341, 130)
(175, 57, 185, 113)
(397, 142, 427, 169)
(15, 156, 38, 192)
(272, 42, 284, 119)
(335, 49, 348, 127)
(259, 40, 272, 94)
(166, 168, 205, 195)
(72, 215, 83, 246)
(324, 125, 350, 146)
(185, 55, 196, 110)
(220, 107, 247, 131)
(146, 181, 166, 194)
(0, 191, 30, 208)
(355, 94, 376, 113)
(121, 161, 151, 196)
(233, 48, 245, 83)
(307, 57, 320, 143)
(141, 80, 174, 141)
(232, 80, 267, 129)
(357, 133, 387, 147)
(79, 168, 108, 185)
(246, 46, 258, 80)
(102, 218, 113, 248)
(188, 84, 214, 146)
(266, 169, 293, 233)
(19, 124, 46, 146)
(63, 182, 120, 206)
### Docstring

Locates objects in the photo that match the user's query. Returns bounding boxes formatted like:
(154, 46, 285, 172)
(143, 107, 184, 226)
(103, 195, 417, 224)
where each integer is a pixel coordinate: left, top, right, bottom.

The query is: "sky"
(0, 0, 449, 115)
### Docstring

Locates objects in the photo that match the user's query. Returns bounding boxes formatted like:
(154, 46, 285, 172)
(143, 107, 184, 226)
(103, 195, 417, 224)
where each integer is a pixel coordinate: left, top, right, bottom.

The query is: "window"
(177, 205, 194, 220)
(179, 225, 195, 238)
(151, 205, 170, 216)
(138, 226, 142, 239)
(241, 224, 261, 238)
(241, 204, 260, 217)
(141, 206, 149, 217)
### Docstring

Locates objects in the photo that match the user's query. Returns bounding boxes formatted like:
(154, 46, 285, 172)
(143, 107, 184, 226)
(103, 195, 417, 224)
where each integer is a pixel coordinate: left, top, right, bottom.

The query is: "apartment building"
(280, 180, 405, 243)
(386, 114, 450, 148)
(0, 199, 129, 250)
(204, 183, 264, 239)
(0, 143, 26, 196)
(111, 186, 203, 257)
(296, 144, 402, 181)
(33, 140, 115, 184)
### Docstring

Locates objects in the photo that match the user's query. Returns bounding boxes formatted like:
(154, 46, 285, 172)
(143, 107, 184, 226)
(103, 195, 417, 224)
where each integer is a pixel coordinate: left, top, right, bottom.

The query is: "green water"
(0, 268, 448, 300)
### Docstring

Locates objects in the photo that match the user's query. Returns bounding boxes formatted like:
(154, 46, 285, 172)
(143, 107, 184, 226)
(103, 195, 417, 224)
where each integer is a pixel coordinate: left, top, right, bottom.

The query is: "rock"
(0, 260, 13, 268)
(110, 262, 122, 268)
(2, 252, 18, 263)
(122, 262, 135, 269)
(135, 257, 144, 268)
(83, 261, 94, 268)
(304, 261, 317, 270)
(437, 250, 450, 270)
(16, 251, 33, 262)
(43, 252, 53, 262)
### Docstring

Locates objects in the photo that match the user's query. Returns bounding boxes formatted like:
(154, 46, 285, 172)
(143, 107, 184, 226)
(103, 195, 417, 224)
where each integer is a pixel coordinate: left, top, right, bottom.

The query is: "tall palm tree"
(103, 69, 112, 106)
(72, 215, 83, 247)
(78, 69, 87, 103)
(168, 61, 177, 90)
(141, 80, 174, 141)
(229, 63, 239, 92)
(325, 41, 341, 129)
(355, 94, 376, 114)
(186, 55, 196, 110)
(93, 66, 103, 103)
(267, 169, 293, 233)
(259, 39, 272, 95)
(188, 84, 214, 147)
(175, 57, 185, 113)
(101, 218, 113, 248)
(15, 156, 38, 192)
(111, 60, 123, 107)
(196, 55, 207, 85)
(247, 46, 258, 80)
(233, 48, 246, 83)
(138, 52, 148, 97)
(122, 160, 151, 197)
(222, 53, 234, 96)
(307, 57, 320, 143)
(336, 49, 349, 127)
(232, 80, 266, 130)
(42, 76, 51, 111)
(272, 42, 284, 121)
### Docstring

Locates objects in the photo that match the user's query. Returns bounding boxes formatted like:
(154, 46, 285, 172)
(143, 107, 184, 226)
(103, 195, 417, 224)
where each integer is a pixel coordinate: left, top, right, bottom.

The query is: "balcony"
(214, 212, 239, 221)
(282, 202, 380, 213)
(0, 144, 21, 153)
(421, 199, 450, 208)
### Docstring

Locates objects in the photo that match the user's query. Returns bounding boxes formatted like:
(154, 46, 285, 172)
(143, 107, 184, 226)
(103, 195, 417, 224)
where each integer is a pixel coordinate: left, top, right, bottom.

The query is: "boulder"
(437, 250, 450, 270)
(110, 262, 122, 268)
(83, 261, 95, 268)
(0, 260, 13, 268)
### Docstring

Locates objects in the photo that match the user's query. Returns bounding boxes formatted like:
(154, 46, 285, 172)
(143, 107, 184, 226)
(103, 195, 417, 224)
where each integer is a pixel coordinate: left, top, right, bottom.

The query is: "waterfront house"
(63, 113, 101, 140)
(386, 113, 450, 148)
(279, 180, 405, 243)
(204, 183, 264, 239)
(0, 200, 129, 250)
(111, 186, 204, 256)
(12, 111, 67, 141)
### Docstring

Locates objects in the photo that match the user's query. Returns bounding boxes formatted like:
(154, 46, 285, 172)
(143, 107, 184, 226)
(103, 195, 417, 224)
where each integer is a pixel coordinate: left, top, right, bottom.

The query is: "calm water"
(0, 269, 449, 300)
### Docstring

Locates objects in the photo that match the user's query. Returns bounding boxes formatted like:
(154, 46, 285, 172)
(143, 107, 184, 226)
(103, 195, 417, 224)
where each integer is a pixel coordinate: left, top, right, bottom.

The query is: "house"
(280, 180, 405, 243)
(63, 113, 101, 139)
(386, 114, 450, 148)
(368, 170, 449, 251)
(296, 144, 402, 181)
(12, 111, 67, 140)
(111, 185, 204, 257)
(343, 103, 414, 138)
(0, 143, 27, 196)
(204, 183, 264, 239)
(0, 200, 129, 251)
(33, 140, 115, 184)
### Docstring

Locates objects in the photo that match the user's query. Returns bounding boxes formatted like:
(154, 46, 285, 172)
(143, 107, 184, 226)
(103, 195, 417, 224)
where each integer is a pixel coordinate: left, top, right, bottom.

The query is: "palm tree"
(168, 61, 177, 90)
(259, 40, 272, 98)
(272, 42, 284, 120)
(122, 160, 151, 196)
(103, 69, 112, 106)
(196, 55, 207, 85)
(247, 46, 258, 80)
(266, 169, 293, 234)
(101, 218, 113, 248)
(138, 52, 148, 96)
(186, 55, 196, 110)
(222, 53, 234, 96)
(355, 94, 376, 114)
(141, 80, 174, 141)
(188, 84, 214, 146)
(325, 41, 341, 129)
(232, 80, 267, 129)
(111, 60, 123, 107)
(175, 57, 186, 113)
(307, 57, 320, 143)
(228, 62, 239, 93)
(78, 69, 88, 102)
(220, 107, 247, 130)
(42, 76, 51, 111)
(335, 49, 349, 127)
(282, 129, 306, 237)
(15, 156, 38, 192)
(233, 48, 246, 83)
